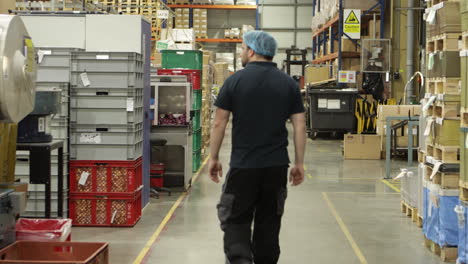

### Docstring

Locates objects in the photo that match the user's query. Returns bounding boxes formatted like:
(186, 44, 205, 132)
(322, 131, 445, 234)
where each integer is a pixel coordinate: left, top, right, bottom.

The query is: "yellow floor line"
(132, 156, 210, 264)
(307, 173, 312, 179)
(322, 192, 368, 264)
(327, 191, 400, 195)
(381, 179, 401, 193)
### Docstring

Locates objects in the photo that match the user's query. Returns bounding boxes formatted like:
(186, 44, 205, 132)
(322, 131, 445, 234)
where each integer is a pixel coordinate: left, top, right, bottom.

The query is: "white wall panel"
(268, 32, 295, 48)
(261, 6, 295, 28)
(297, 6, 313, 28)
(296, 32, 312, 49)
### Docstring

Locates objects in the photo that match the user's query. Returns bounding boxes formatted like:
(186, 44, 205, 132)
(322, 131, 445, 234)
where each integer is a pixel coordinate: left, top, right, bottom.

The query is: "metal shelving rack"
(166, 1, 259, 43)
(311, 0, 386, 72)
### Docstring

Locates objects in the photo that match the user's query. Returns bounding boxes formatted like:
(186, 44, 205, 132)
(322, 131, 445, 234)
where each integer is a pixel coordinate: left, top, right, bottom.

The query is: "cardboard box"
(0, 182, 28, 193)
(305, 65, 332, 84)
(182, 8, 190, 14)
(152, 52, 162, 66)
(367, 19, 381, 38)
(203, 55, 210, 65)
(344, 134, 382, 160)
(0, 0, 15, 14)
(342, 39, 357, 52)
(214, 62, 229, 86)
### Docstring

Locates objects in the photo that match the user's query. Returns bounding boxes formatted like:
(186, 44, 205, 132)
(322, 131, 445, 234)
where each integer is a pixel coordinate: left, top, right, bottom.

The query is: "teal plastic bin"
(161, 50, 203, 70)
(192, 149, 201, 173)
(192, 90, 202, 110)
(192, 129, 201, 150)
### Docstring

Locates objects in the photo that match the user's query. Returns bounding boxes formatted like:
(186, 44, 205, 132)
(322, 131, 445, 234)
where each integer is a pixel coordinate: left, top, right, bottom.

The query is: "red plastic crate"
(69, 188, 142, 227)
(16, 218, 72, 242)
(0, 241, 108, 264)
(150, 163, 165, 175)
(150, 176, 164, 188)
(157, 69, 201, 90)
(69, 157, 142, 194)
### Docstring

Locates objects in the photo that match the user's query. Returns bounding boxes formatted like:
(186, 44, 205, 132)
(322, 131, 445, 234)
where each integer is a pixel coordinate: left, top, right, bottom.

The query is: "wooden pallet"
(425, 165, 459, 189)
(463, 32, 468, 51)
(433, 101, 460, 119)
(433, 145, 460, 163)
(424, 236, 458, 262)
(175, 0, 190, 4)
(197, 34, 209, 39)
(426, 33, 461, 52)
(401, 201, 420, 222)
(416, 214, 424, 228)
(418, 149, 426, 164)
(460, 181, 468, 201)
(462, 107, 468, 127)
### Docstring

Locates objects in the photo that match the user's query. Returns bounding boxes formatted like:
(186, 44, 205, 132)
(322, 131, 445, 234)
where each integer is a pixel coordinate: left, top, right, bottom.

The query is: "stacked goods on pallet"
(213, 0, 234, 5)
(16, 48, 81, 217)
(202, 51, 215, 155)
(458, 3, 468, 262)
(236, 0, 256, 5)
(170, 28, 195, 50)
(423, 180, 459, 262)
(216, 52, 235, 73)
(175, 8, 190, 29)
(214, 62, 229, 87)
(68, 52, 144, 227)
(160, 50, 204, 172)
(193, 9, 208, 39)
(421, 2, 462, 260)
(117, 0, 140, 14)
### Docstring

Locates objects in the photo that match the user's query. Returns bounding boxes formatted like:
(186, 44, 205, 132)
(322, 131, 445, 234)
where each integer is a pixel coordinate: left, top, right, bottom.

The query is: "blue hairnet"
(243, 31, 277, 57)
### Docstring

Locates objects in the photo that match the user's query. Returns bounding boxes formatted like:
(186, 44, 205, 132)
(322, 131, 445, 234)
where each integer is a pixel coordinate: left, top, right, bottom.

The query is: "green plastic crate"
(161, 50, 203, 70)
(193, 129, 201, 150)
(192, 90, 202, 110)
(192, 150, 201, 173)
(192, 111, 201, 130)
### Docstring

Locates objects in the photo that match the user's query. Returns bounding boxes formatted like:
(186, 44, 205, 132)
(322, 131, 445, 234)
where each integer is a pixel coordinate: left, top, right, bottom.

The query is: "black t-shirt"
(214, 61, 305, 169)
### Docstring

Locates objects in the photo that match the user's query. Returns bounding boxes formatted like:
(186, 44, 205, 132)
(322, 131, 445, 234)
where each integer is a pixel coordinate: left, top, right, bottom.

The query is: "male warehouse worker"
(208, 30, 307, 264)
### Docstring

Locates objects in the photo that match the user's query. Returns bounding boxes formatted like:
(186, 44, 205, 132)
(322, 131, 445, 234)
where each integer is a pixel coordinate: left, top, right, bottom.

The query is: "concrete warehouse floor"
(73, 124, 446, 264)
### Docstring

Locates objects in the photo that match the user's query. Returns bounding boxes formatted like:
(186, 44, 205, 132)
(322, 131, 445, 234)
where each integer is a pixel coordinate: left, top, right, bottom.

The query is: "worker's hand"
(209, 158, 223, 183)
(289, 165, 305, 186)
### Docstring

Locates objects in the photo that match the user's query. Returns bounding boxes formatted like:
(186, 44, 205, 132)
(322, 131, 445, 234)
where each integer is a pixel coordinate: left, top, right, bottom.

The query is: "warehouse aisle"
(74, 124, 446, 264)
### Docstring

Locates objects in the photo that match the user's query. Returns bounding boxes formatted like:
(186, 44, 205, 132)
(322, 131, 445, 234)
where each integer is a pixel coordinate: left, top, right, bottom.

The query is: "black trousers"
(217, 166, 288, 264)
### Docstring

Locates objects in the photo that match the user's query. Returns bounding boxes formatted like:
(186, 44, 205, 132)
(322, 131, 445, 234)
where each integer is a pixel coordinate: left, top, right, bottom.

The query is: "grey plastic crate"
(70, 123, 143, 145)
(70, 140, 143, 160)
(23, 194, 68, 218)
(37, 68, 71, 83)
(71, 87, 142, 97)
(70, 88, 143, 110)
(70, 106, 144, 125)
(16, 174, 68, 192)
(71, 52, 143, 73)
(71, 72, 144, 89)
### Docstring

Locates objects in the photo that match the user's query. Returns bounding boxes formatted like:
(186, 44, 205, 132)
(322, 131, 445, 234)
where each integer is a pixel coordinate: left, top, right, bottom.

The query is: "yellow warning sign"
(345, 11, 359, 24)
(343, 9, 361, 39)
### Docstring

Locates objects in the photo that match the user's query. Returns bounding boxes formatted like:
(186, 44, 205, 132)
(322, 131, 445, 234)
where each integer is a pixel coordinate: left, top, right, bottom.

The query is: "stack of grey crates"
(16, 48, 81, 217)
(69, 52, 144, 161)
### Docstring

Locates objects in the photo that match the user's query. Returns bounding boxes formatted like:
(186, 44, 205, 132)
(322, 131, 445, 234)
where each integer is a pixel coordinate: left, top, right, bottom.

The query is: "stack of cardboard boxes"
(458, 2, 468, 262)
(202, 51, 215, 155)
(175, 8, 190, 29)
(419, 2, 463, 261)
(170, 28, 195, 50)
(193, 9, 208, 39)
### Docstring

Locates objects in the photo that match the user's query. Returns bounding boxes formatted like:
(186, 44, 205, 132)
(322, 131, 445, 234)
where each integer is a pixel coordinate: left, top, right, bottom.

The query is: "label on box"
(430, 161, 442, 180)
(80, 133, 101, 144)
(78, 172, 90, 186)
(327, 99, 341, 109)
(338, 71, 356, 83)
(37, 50, 52, 64)
(111, 210, 118, 224)
(436, 118, 443, 125)
(157, 10, 169, 19)
(127, 98, 134, 112)
(318, 99, 327, 108)
(38, 117, 45, 133)
(80, 72, 91, 87)
(96, 54, 109, 60)
(465, 134, 468, 149)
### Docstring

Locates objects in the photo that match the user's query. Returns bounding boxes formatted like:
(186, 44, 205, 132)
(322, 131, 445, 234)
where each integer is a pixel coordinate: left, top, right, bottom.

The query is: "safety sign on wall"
(343, 9, 361, 39)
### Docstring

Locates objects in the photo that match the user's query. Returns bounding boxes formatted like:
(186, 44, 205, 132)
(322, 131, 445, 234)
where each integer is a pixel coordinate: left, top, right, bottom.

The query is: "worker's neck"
(249, 57, 271, 63)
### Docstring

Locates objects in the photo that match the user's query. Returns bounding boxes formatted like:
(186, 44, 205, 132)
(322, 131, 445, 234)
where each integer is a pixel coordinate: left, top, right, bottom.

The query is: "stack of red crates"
(68, 158, 143, 227)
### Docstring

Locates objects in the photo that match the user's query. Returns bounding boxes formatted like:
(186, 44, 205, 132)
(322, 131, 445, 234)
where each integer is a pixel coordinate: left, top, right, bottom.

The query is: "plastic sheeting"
(423, 181, 459, 247)
(400, 167, 418, 207)
(457, 201, 468, 264)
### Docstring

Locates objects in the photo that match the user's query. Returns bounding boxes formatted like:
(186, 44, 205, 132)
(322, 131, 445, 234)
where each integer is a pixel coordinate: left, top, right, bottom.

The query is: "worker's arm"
(208, 107, 231, 183)
(290, 112, 306, 186)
